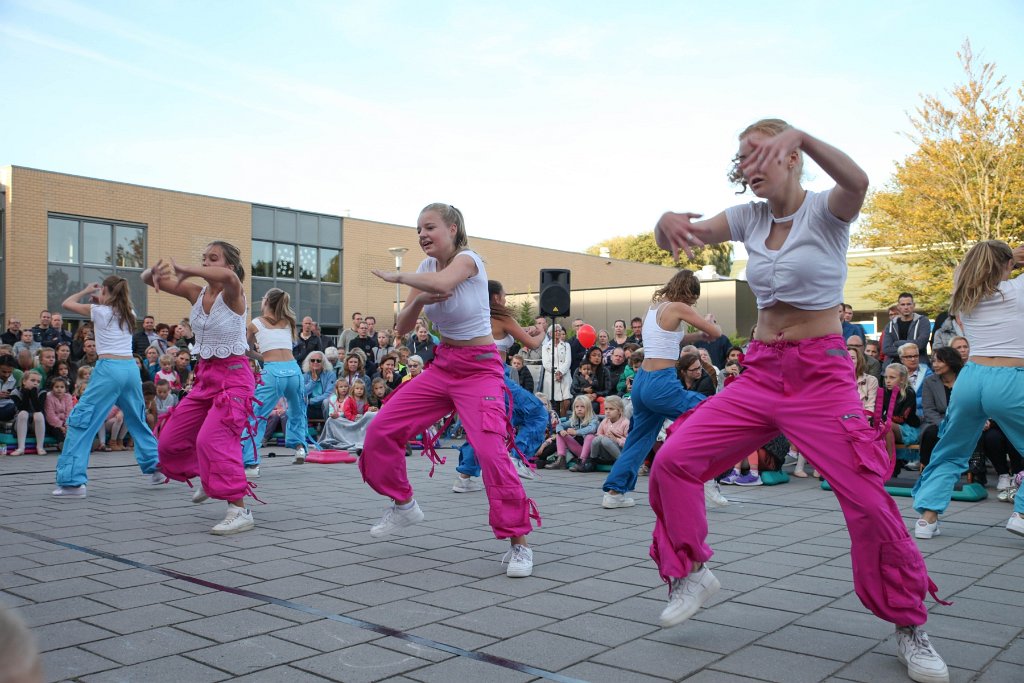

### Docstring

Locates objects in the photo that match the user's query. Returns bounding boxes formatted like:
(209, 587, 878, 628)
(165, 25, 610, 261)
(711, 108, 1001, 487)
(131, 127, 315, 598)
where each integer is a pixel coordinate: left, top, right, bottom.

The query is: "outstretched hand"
(655, 212, 706, 261)
(739, 127, 803, 176)
(149, 259, 173, 293)
(372, 269, 402, 284)
(414, 291, 451, 306)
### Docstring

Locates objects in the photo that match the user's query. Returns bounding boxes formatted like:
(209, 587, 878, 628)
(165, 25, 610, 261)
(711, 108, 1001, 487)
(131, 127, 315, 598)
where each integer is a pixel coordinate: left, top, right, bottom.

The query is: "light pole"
(388, 247, 409, 327)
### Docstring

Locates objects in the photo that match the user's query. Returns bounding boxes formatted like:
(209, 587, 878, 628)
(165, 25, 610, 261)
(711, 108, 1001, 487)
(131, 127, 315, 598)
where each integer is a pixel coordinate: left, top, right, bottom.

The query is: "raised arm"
(497, 316, 544, 351)
(169, 259, 245, 314)
(142, 259, 203, 305)
(62, 283, 101, 317)
(741, 128, 869, 222)
(654, 211, 731, 262)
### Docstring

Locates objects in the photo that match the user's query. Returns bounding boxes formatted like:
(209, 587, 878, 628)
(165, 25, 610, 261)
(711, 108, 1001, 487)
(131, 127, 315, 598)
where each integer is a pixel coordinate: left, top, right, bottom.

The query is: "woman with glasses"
(302, 351, 335, 421)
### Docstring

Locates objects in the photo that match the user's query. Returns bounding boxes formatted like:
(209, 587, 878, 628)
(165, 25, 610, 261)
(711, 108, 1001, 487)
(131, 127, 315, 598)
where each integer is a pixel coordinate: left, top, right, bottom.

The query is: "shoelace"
(501, 545, 528, 566)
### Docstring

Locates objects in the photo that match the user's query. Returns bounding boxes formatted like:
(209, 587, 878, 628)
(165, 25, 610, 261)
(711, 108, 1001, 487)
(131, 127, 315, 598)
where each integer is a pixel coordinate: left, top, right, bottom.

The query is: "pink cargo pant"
(649, 335, 935, 626)
(158, 356, 256, 502)
(359, 343, 537, 539)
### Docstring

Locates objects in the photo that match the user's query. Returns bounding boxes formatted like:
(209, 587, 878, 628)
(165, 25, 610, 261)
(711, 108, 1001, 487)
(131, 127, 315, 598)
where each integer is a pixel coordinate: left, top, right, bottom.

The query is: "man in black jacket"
(41, 313, 73, 350)
(132, 316, 158, 357)
(882, 293, 931, 367)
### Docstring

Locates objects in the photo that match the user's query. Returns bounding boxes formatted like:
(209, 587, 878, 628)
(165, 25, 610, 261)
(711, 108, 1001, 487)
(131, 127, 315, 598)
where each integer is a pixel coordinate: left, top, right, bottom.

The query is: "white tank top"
(417, 250, 491, 340)
(495, 333, 514, 352)
(961, 276, 1024, 358)
(191, 286, 248, 359)
(641, 303, 685, 361)
(91, 305, 133, 356)
(252, 318, 294, 353)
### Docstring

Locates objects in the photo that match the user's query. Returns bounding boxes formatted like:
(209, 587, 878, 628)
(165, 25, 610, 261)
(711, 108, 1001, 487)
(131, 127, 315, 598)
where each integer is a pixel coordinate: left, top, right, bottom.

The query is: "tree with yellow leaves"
(586, 232, 733, 276)
(857, 41, 1024, 312)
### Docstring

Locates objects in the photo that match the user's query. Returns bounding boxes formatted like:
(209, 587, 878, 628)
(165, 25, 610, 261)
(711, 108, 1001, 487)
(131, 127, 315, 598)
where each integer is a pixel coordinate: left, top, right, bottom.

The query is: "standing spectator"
(409, 323, 437, 364)
(372, 331, 395, 370)
(626, 316, 644, 345)
(152, 323, 173, 355)
(541, 324, 572, 416)
(606, 347, 628, 396)
(1, 317, 22, 346)
(30, 311, 51, 343)
(695, 333, 730, 369)
(610, 319, 629, 348)
(131, 315, 158, 356)
(292, 316, 323, 364)
(567, 318, 588, 374)
(71, 324, 92, 362)
(882, 293, 931, 366)
(12, 330, 40, 359)
(840, 303, 867, 343)
(931, 310, 963, 350)
(348, 320, 377, 375)
(41, 313, 73, 350)
(338, 312, 363, 352)
(364, 316, 379, 345)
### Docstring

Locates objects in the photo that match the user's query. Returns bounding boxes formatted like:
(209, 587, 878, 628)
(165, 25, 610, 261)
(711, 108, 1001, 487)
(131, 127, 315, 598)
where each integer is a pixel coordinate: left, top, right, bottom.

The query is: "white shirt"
(91, 305, 133, 356)
(726, 189, 852, 311)
(417, 250, 491, 340)
(961, 276, 1024, 358)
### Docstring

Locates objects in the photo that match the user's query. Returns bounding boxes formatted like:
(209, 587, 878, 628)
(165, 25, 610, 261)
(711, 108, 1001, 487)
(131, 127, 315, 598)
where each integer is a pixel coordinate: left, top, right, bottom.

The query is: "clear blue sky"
(2, 0, 1022, 254)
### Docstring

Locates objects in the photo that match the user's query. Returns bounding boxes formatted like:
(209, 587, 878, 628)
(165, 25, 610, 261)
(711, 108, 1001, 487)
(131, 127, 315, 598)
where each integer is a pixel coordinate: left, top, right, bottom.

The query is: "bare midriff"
(261, 349, 294, 362)
(755, 302, 842, 342)
(441, 335, 494, 348)
(969, 356, 1024, 367)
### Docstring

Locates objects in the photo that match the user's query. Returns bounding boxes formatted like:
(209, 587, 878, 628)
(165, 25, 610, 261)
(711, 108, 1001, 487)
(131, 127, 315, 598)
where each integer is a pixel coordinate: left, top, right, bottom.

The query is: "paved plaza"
(1, 447, 1022, 683)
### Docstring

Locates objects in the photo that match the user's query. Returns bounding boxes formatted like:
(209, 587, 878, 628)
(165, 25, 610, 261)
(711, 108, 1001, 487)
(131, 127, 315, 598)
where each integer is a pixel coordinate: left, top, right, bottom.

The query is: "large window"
(47, 215, 146, 317)
(251, 206, 342, 328)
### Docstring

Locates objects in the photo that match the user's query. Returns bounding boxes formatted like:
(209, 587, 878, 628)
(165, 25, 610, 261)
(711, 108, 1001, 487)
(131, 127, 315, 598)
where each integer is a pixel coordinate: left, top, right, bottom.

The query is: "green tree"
(587, 231, 733, 275)
(856, 41, 1024, 311)
(513, 293, 537, 328)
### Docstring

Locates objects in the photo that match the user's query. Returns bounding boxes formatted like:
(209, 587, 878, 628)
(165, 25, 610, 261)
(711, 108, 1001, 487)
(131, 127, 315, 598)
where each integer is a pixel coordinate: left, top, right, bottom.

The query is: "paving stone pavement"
(1, 447, 1022, 682)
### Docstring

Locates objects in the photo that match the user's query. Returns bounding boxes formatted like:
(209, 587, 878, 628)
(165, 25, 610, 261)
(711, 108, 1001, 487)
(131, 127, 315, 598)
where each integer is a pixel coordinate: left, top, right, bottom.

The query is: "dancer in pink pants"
(366, 203, 539, 578)
(142, 241, 257, 536)
(649, 120, 948, 683)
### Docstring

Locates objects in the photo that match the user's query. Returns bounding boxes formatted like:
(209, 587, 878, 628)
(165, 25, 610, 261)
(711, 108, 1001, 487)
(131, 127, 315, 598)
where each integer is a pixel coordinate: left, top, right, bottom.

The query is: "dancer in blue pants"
(913, 240, 1024, 539)
(54, 277, 160, 497)
(241, 288, 311, 476)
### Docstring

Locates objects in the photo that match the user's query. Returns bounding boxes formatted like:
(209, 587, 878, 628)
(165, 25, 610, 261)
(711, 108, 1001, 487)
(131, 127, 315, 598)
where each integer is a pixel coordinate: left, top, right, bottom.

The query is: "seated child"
(11, 370, 46, 456)
(43, 376, 73, 450)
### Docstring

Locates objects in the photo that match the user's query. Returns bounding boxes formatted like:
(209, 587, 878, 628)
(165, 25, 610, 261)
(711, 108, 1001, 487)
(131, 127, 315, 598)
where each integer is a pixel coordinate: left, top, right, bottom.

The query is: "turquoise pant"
(242, 360, 309, 466)
(913, 363, 1024, 515)
(56, 359, 159, 487)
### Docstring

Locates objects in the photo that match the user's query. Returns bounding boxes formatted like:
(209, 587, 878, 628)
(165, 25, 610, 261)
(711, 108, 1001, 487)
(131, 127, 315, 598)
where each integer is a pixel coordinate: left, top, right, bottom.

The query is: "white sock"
(397, 500, 416, 510)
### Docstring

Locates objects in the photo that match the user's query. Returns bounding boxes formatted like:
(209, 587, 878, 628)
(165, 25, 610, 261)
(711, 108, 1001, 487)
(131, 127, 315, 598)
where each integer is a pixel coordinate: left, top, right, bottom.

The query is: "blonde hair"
(347, 378, 367, 398)
(885, 362, 909, 401)
(420, 203, 468, 253)
(159, 353, 175, 367)
(728, 118, 803, 192)
(950, 240, 1014, 316)
(603, 395, 625, 416)
(20, 369, 42, 387)
(569, 395, 595, 427)
(262, 288, 297, 339)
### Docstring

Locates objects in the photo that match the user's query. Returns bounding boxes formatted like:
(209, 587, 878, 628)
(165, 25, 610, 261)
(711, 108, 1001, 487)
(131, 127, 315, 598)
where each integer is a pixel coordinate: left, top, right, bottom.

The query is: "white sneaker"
(452, 476, 483, 493)
(149, 471, 166, 486)
(1006, 512, 1024, 537)
(503, 544, 533, 578)
(514, 458, 535, 480)
(52, 485, 87, 498)
(370, 501, 424, 537)
(704, 480, 729, 508)
(997, 474, 1011, 491)
(659, 566, 721, 627)
(895, 626, 949, 683)
(914, 518, 940, 539)
(602, 491, 636, 509)
(293, 445, 306, 465)
(244, 465, 260, 480)
(191, 484, 209, 504)
(211, 506, 254, 535)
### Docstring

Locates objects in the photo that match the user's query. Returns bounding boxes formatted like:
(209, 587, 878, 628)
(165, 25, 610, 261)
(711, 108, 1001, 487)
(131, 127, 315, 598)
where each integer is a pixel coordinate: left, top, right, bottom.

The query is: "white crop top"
(726, 189, 852, 311)
(961, 276, 1024, 359)
(495, 334, 515, 352)
(417, 250, 491, 340)
(641, 303, 685, 361)
(91, 304, 133, 356)
(252, 318, 294, 353)
(191, 286, 248, 359)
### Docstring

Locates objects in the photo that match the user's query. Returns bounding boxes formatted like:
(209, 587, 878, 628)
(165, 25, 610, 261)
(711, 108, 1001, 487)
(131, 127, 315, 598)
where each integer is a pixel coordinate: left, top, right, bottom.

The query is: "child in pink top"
(155, 354, 181, 390)
(44, 377, 74, 446)
(571, 395, 630, 472)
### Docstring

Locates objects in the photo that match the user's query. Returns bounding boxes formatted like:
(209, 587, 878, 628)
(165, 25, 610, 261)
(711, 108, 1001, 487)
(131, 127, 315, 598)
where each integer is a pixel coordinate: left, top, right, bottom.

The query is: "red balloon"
(577, 324, 596, 348)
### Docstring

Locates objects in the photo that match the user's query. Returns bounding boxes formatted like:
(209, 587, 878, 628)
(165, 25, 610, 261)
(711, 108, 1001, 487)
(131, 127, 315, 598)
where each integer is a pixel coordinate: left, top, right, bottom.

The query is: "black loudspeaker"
(539, 269, 571, 317)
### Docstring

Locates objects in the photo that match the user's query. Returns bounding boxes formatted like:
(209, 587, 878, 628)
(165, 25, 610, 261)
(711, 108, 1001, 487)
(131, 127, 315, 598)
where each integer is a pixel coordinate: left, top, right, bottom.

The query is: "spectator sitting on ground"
(584, 347, 611, 398)
(141, 345, 160, 379)
(16, 350, 34, 374)
(342, 378, 375, 420)
(325, 378, 350, 419)
(372, 353, 403, 392)
(571, 395, 631, 472)
(12, 330, 40, 359)
(898, 341, 931, 422)
(696, 348, 720, 393)
(302, 351, 335, 420)
(154, 379, 179, 417)
(52, 361, 73, 392)
(547, 394, 600, 470)
(324, 345, 340, 369)
(507, 353, 535, 392)
(678, 352, 715, 398)
(368, 377, 390, 410)
(11, 370, 47, 455)
(570, 360, 599, 403)
(44, 376, 72, 449)
(293, 316, 323, 364)
(621, 342, 640, 363)
(155, 353, 181, 391)
(619, 349, 643, 397)
(79, 339, 99, 368)
(696, 332, 731, 371)
(950, 336, 969, 362)
(152, 323, 173, 355)
(849, 346, 879, 419)
(174, 349, 192, 389)
(0, 355, 19, 422)
(70, 324, 92, 362)
(262, 396, 288, 444)
(882, 292, 931, 366)
(142, 381, 158, 432)
(722, 359, 743, 388)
